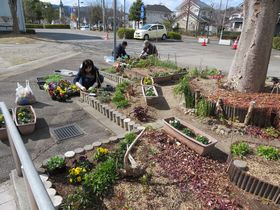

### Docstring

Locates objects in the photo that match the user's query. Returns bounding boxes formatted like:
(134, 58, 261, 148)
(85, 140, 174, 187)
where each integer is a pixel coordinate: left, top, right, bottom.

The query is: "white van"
(134, 24, 167, 40)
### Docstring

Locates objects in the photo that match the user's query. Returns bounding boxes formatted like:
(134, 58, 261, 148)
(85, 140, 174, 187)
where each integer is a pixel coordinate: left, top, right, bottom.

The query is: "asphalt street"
(34, 29, 280, 77)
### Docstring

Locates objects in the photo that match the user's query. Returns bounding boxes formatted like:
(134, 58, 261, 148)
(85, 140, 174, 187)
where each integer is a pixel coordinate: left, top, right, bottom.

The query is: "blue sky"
(41, 0, 243, 11)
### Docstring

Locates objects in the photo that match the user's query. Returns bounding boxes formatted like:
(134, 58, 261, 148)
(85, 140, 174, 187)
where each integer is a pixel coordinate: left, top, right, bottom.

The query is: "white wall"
(0, 0, 25, 32)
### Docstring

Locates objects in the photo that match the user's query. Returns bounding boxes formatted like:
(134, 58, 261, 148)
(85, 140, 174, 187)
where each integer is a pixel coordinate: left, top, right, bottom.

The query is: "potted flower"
(15, 106, 36, 135)
(141, 76, 154, 86)
(151, 72, 172, 83)
(163, 117, 217, 155)
(142, 85, 159, 106)
(46, 155, 66, 175)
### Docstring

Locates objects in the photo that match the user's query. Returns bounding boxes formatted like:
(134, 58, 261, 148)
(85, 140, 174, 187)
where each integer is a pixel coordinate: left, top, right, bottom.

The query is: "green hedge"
(167, 31, 182, 40)
(25, 29, 36, 34)
(117, 28, 135, 39)
(221, 31, 241, 40)
(25, 24, 70, 29)
(273, 37, 280, 50)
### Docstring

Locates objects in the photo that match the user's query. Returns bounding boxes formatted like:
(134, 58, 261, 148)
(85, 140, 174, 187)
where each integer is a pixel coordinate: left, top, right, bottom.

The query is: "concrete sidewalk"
(0, 181, 17, 210)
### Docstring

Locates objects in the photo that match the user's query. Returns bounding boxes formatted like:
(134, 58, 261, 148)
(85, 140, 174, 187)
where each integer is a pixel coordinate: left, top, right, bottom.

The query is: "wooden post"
(244, 101, 256, 125)
(215, 97, 224, 117)
(194, 90, 200, 108)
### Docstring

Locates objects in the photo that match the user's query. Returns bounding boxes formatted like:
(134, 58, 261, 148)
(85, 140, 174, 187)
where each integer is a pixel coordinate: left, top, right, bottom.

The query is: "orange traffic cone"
(104, 32, 109, 40)
(202, 38, 207, 46)
(233, 39, 238, 50)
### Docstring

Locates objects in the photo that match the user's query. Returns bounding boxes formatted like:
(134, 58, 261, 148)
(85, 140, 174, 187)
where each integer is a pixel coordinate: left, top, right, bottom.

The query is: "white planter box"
(219, 39, 232, 46)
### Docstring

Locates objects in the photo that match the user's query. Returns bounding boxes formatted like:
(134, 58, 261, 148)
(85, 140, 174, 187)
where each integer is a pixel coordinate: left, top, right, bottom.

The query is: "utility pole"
(219, 0, 229, 40)
(124, 0, 126, 29)
(113, 0, 117, 60)
(78, 0, 80, 29)
(102, 0, 106, 31)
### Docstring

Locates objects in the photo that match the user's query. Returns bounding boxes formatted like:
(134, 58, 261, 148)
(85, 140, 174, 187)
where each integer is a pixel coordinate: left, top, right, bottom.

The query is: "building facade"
(176, 0, 212, 33)
(0, 0, 25, 32)
(145, 4, 172, 24)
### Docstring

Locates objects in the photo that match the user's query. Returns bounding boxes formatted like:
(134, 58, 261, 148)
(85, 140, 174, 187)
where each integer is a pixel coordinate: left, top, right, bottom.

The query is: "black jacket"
(115, 44, 128, 58)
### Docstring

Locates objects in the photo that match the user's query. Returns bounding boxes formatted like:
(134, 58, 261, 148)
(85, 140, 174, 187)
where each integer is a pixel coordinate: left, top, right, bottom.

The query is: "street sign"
(140, 4, 145, 19)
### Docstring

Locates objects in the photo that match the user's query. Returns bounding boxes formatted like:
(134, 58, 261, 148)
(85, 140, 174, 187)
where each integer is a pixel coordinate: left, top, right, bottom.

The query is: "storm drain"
(50, 123, 84, 142)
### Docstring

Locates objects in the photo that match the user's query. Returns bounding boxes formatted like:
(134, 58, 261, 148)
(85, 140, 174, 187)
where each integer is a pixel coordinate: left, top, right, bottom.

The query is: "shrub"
(231, 142, 250, 158)
(257, 145, 279, 160)
(83, 159, 117, 196)
(117, 28, 135, 39)
(112, 82, 130, 108)
(196, 97, 209, 117)
(25, 29, 36, 34)
(46, 155, 65, 172)
(25, 24, 70, 29)
(272, 37, 280, 50)
(221, 31, 241, 40)
(167, 31, 182, 40)
(263, 127, 280, 138)
(182, 128, 195, 137)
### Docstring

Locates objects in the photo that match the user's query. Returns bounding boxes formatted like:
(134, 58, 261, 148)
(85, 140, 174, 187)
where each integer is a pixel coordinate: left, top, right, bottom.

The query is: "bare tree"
(8, 0, 20, 33)
(227, 0, 280, 93)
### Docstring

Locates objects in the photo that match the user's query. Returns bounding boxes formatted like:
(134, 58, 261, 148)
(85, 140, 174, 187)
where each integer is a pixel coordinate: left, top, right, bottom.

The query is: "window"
(151, 25, 158, 30)
(158, 25, 164, 29)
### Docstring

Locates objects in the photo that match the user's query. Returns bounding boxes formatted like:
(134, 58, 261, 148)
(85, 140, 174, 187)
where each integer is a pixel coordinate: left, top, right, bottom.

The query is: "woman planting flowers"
(74, 59, 104, 91)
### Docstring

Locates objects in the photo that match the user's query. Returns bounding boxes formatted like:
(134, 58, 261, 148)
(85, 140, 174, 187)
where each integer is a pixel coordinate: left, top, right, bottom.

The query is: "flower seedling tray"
(163, 117, 217, 155)
(142, 85, 159, 106)
(15, 105, 36, 135)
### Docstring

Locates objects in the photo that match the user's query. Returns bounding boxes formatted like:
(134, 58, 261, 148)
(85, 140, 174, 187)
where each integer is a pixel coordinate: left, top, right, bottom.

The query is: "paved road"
(35, 29, 280, 77)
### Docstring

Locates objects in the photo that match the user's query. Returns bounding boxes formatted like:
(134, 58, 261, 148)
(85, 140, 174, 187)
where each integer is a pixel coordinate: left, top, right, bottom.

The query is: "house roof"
(177, 0, 211, 10)
(145, 4, 172, 13)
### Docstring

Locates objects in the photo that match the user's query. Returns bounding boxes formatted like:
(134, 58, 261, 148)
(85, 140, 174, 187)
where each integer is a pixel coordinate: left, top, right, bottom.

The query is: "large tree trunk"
(8, 0, 20, 34)
(227, 0, 280, 93)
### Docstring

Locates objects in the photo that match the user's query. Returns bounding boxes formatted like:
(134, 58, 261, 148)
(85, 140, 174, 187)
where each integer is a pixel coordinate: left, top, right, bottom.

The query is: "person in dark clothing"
(114, 41, 130, 59)
(73, 59, 104, 91)
(140, 40, 158, 59)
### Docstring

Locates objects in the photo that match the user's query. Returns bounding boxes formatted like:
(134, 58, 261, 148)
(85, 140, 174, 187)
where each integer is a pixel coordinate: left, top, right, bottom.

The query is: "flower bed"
(163, 117, 217, 155)
(15, 105, 36, 135)
(0, 109, 13, 140)
(141, 85, 159, 106)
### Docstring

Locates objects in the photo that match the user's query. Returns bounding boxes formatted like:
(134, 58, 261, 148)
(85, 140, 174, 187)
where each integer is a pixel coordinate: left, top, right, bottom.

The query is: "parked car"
(134, 24, 167, 40)
(80, 25, 90, 31)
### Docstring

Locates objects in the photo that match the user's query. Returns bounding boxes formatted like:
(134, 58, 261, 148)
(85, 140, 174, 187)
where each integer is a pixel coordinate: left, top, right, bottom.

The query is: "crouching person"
(74, 59, 104, 91)
(139, 40, 158, 59)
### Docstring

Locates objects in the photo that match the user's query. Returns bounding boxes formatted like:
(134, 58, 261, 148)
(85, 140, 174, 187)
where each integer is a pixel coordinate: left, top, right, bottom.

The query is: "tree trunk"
(8, 0, 20, 34)
(227, 0, 280, 93)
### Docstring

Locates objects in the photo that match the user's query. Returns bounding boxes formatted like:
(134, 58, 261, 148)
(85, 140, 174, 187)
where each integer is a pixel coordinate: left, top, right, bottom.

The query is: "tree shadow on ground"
(33, 101, 52, 109)
(36, 32, 103, 41)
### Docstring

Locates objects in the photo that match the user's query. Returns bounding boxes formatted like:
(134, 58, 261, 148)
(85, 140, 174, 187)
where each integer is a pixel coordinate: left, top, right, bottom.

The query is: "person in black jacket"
(114, 41, 130, 59)
(73, 59, 104, 91)
(140, 40, 158, 59)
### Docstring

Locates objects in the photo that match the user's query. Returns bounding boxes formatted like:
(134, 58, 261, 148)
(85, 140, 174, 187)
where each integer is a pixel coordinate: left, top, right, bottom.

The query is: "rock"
(220, 129, 225, 135)
(51, 195, 63, 209)
(84, 145, 94, 151)
(211, 126, 218, 131)
(109, 136, 118, 142)
(39, 174, 48, 182)
(47, 188, 56, 197)
(43, 181, 52, 189)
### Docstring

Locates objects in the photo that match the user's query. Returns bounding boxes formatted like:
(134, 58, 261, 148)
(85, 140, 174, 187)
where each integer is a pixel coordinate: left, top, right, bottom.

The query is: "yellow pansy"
(77, 176, 82, 182)
(69, 178, 73, 183)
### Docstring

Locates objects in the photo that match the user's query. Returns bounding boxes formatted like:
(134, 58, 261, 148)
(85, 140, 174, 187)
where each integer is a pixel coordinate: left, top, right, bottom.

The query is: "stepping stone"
(64, 151, 75, 158)
(47, 188, 56, 197)
(39, 174, 48, 182)
(109, 136, 118, 142)
(43, 181, 52, 189)
(42, 159, 49, 168)
(233, 160, 247, 170)
(74, 148, 85, 154)
(84, 144, 94, 151)
(51, 195, 63, 208)
(92, 141, 102, 147)
(101, 139, 110, 144)
(117, 134, 125, 140)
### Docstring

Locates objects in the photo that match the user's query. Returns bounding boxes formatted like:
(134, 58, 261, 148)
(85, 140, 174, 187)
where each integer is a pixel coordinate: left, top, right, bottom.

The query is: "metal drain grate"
(51, 123, 84, 142)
